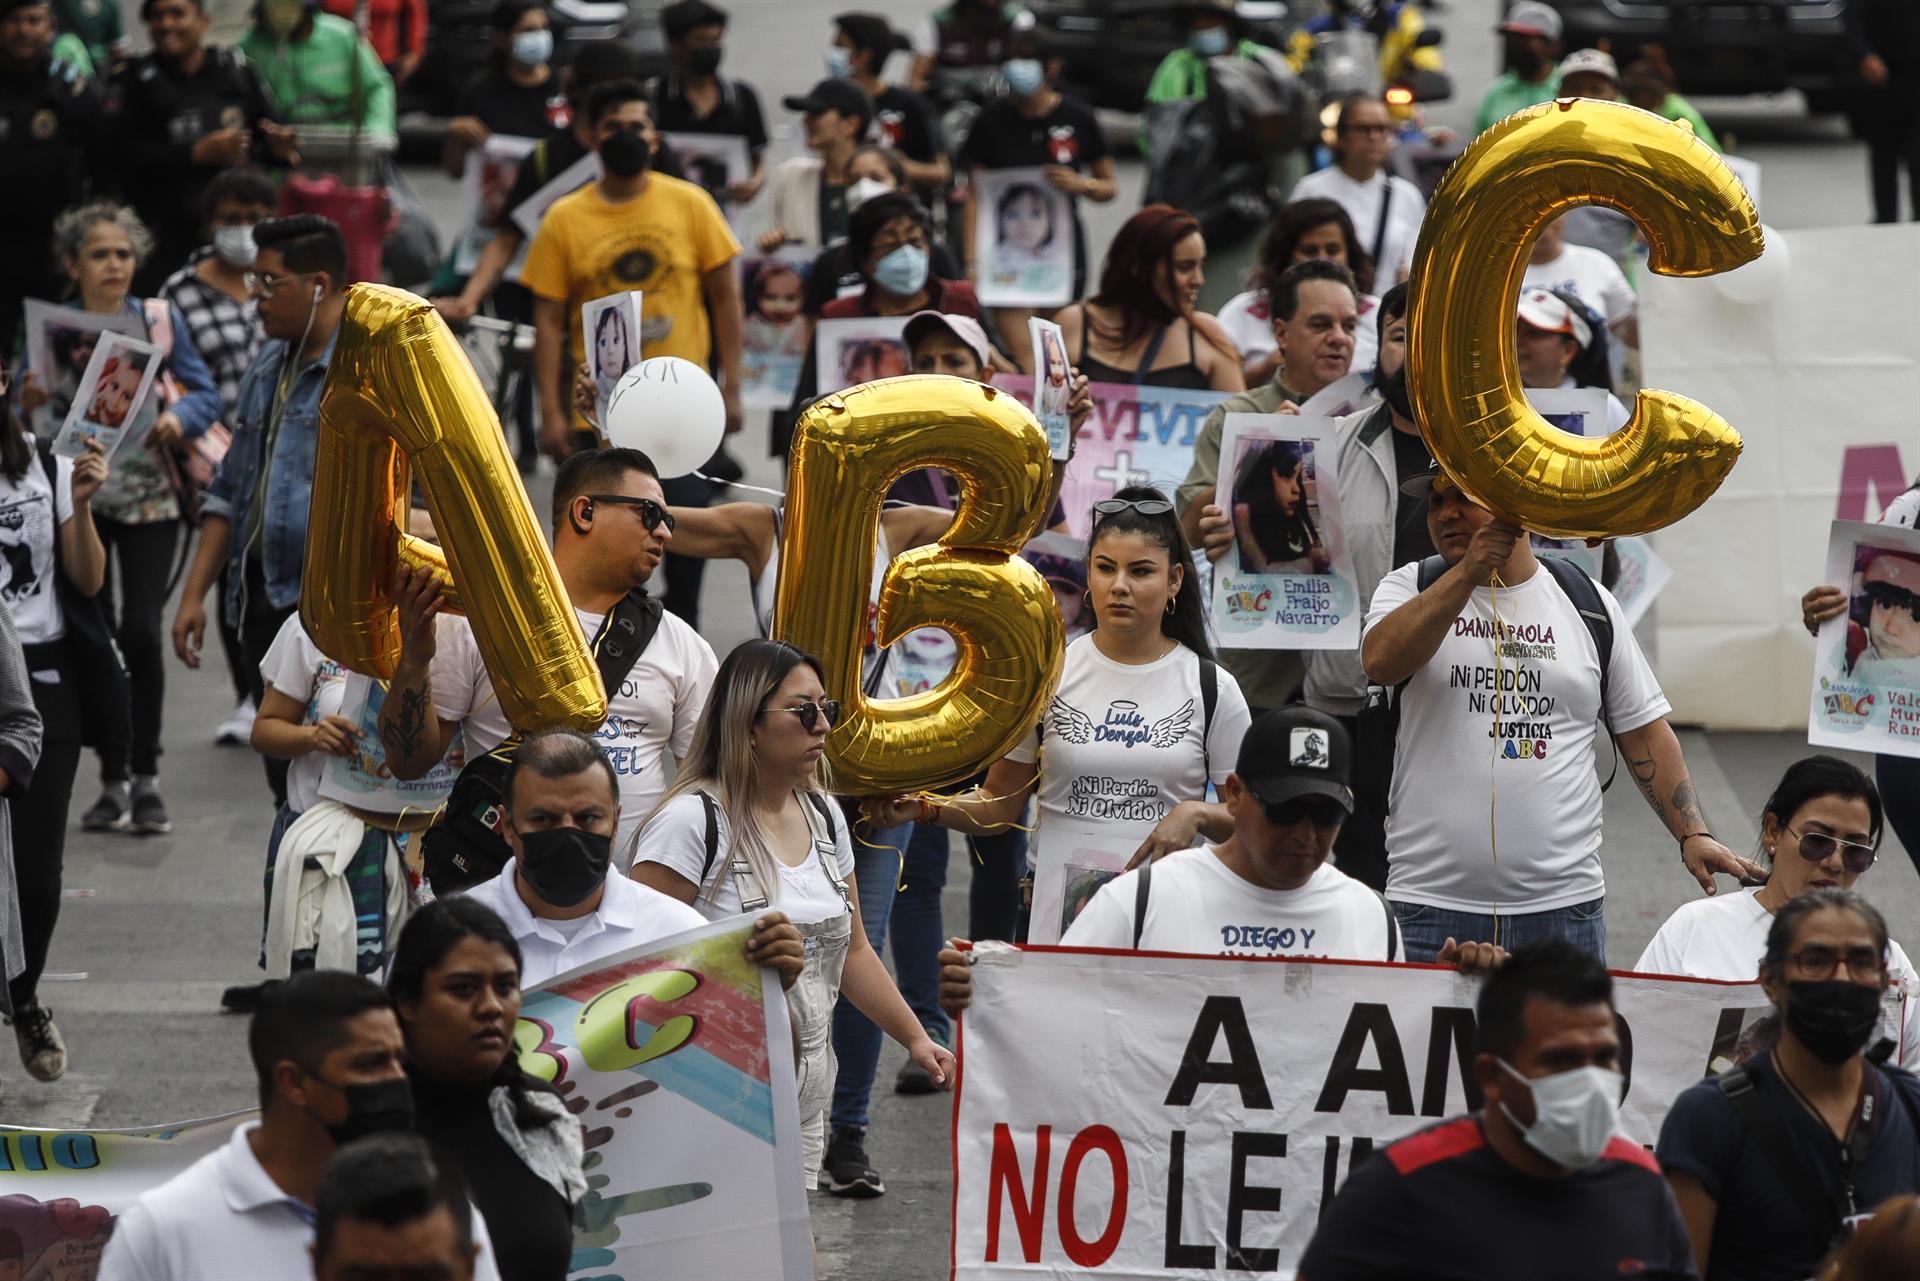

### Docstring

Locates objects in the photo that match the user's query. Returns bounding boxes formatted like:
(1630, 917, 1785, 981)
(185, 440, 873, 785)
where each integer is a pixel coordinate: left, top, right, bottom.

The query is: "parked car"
(404, 0, 669, 119)
(1026, 0, 1296, 111)
(1547, 0, 1856, 113)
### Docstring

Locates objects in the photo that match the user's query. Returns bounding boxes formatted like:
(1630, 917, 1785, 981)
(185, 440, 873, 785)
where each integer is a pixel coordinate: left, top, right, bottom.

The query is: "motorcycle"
(1295, 1, 1453, 158)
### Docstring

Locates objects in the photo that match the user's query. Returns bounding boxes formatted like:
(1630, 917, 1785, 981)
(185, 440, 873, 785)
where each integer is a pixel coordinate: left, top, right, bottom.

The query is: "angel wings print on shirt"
(1047, 696, 1195, 749)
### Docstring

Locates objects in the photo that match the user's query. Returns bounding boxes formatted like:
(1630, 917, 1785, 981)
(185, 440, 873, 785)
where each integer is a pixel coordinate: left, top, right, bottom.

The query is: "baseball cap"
(1517, 287, 1592, 351)
(1557, 48, 1620, 86)
(1236, 708, 1353, 814)
(1398, 455, 1464, 501)
(1496, 0, 1562, 40)
(782, 79, 875, 131)
(902, 311, 991, 370)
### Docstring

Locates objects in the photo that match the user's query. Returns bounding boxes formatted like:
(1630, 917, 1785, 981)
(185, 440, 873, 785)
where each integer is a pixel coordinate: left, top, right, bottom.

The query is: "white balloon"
(1714, 223, 1790, 305)
(603, 356, 726, 478)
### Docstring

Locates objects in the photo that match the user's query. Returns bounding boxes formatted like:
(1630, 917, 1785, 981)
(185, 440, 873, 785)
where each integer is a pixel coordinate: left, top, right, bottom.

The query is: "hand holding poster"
(1029, 318, 1073, 461)
(582, 291, 644, 427)
(953, 946, 1766, 1279)
(741, 255, 813, 408)
(1211, 415, 1360, 650)
(974, 168, 1075, 308)
(22, 301, 144, 439)
(53, 333, 163, 462)
(1808, 518, 1920, 756)
(318, 673, 466, 815)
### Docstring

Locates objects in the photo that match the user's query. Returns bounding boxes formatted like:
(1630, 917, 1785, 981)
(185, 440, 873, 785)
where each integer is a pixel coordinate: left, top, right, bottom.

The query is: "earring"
(1083, 589, 1092, 607)
(1165, 596, 1176, 615)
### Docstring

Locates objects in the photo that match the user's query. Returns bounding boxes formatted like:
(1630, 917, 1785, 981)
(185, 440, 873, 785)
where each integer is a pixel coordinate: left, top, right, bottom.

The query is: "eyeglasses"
(767, 700, 842, 733)
(243, 270, 317, 298)
(1092, 498, 1173, 519)
(1864, 580, 1920, 619)
(1784, 944, 1885, 983)
(1342, 122, 1392, 137)
(583, 494, 676, 534)
(1262, 794, 1346, 828)
(1785, 824, 1878, 875)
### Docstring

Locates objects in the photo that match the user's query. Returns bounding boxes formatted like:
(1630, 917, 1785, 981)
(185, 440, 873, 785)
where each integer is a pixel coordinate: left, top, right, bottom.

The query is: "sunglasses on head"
(769, 699, 842, 733)
(1092, 498, 1174, 520)
(583, 493, 676, 534)
(1785, 824, 1877, 875)
(1262, 794, 1345, 828)
(1864, 579, 1920, 618)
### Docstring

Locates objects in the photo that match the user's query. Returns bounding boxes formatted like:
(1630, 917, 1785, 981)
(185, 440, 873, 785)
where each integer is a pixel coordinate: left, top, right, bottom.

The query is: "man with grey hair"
(459, 729, 804, 988)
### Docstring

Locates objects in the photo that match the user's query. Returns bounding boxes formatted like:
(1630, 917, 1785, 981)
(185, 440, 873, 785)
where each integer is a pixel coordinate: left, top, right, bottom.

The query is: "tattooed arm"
(378, 566, 460, 780)
(1615, 718, 1766, 896)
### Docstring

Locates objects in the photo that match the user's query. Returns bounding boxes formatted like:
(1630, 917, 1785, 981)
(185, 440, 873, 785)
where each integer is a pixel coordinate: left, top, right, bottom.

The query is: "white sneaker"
(215, 698, 256, 746)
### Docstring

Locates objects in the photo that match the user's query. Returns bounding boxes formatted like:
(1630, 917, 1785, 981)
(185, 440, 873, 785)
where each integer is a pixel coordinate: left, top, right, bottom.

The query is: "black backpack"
(1356, 554, 1618, 820)
(421, 591, 663, 895)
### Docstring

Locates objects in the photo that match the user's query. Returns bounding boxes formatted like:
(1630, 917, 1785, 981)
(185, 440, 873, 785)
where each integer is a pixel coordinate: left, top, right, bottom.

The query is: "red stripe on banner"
(1385, 1117, 1486, 1176)
(1601, 1136, 1660, 1173)
(949, 942, 970, 1281)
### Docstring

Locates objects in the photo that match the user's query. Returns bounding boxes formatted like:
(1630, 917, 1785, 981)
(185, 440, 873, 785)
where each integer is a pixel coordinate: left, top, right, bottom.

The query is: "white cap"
(1557, 48, 1620, 86)
(1497, 1, 1562, 40)
(902, 311, 992, 369)
(1517, 288, 1592, 351)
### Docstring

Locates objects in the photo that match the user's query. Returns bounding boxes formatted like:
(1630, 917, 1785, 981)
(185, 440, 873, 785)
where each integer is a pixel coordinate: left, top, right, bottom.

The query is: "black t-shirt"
(1656, 1054, 1920, 1281)
(872, 84, 942, 163)
(956, 91, 1107, 173)
(455, 64, 566, 140)
(1300, 1115, 1697, 1280)
(646, 69, 769, 157)
(1390, 422, 1435, 568)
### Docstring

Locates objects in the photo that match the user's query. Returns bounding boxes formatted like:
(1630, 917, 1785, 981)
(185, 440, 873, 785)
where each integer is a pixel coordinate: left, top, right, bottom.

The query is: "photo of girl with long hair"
(1232, 438, 1330, 574)
(975, 168, 1074, 307)
(995, 181, 1058, 269)
(592, 304, 635, 407)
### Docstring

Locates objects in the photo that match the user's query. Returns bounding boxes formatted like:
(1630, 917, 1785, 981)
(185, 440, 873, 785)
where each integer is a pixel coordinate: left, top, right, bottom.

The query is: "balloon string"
(690, 469, 933, 510)
(1488, 569, 1505, 954)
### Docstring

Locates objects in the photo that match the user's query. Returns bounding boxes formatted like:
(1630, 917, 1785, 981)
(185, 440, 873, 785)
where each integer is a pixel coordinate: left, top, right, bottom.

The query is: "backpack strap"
(589, 589, 664, 694)
(697, 791, 721, 886)
(1377, 890, 1398, 961)
(1537, 556, 1618, 791)
(1197, 655, 1218, 783)
(1131, 860, 1153, 951)
(1715, 1064, 1844, 1248)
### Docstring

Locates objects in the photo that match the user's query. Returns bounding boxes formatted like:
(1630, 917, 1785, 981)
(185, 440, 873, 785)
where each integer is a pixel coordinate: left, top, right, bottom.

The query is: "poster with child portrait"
(1029, 316, 1073, 461)
(663, 131, 750, 224)
(1210, 414, 1360, 650)
(974, 167, 1073, 308)
(582, 291, 644, 428)
(22, 300, 144, 440)
(1809, 519, 1920, 757)
(740, 254, 812, 408)
(454, 133, 536, 275)
(813, 315, 909, 396)
(52, 332, 162, 462)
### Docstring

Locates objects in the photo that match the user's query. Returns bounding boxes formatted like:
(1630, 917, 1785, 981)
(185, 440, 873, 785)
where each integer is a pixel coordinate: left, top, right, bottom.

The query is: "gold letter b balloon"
(1407, 99, 1763, 539)
(301, 284, 605, 732)
(775, 377, 1064, 796)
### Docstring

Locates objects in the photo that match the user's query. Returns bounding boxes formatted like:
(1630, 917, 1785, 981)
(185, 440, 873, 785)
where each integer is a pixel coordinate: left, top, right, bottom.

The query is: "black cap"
(782, 78, 875, 131)
(1399, 455, 1465, 501)
(1236, 708, 1353, 813)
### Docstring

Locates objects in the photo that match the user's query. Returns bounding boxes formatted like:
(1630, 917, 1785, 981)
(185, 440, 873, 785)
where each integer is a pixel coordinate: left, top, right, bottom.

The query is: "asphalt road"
(25, 3, 1903, 1278)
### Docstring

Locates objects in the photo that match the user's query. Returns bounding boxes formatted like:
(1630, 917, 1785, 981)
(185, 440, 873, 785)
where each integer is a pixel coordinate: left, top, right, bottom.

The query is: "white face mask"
(212, 225, 257, 267)
(1497, 1060, 1623, 1171)
(846, 176, 893, 211)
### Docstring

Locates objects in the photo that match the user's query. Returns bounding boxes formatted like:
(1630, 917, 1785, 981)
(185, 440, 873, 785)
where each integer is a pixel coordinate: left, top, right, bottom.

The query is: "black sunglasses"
(1785, 824, 1877, 875)
(1262, 794, 1345, 829)
(1864, 579, 1920, 619)
(1092, 498, 1174, 519)
(768, 699, 842, 733)
(584, 494, 675, 534)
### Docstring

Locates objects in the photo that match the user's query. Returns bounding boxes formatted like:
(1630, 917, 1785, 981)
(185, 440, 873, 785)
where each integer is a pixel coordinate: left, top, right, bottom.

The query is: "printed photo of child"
(741, 257, 811, 407)
(1839, 545, 1920, 684)
(1231, 437, 1329, 574)
(838, 338, 908, 388)
(994, 181, 1058, 271)
(974, 168, 1074, 307)
(53, 331, 162, 461)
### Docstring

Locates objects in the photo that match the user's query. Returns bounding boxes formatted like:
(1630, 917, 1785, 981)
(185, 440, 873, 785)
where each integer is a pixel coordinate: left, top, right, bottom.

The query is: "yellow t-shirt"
(520, 174, 742, 426)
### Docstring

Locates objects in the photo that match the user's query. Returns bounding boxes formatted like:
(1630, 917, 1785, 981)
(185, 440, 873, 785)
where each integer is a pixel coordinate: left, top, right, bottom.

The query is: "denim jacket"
(202, 327, 339, 617)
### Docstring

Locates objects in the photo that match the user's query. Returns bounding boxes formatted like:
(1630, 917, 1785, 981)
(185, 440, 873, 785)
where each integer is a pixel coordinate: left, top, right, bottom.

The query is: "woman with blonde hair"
(629, 638, 952, 1189)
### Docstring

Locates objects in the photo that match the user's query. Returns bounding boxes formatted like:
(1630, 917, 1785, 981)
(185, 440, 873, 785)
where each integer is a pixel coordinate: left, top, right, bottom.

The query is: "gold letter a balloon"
(1407, 98, 1763, 539)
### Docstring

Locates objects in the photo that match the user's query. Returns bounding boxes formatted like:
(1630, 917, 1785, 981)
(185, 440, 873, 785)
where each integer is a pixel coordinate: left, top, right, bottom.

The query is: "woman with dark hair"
(1233, 439, 1328, 573)
(1054, 205, 1245, 392)
(1636, 755, 1919, 1065)
(1219, 198, 1380, 386)
(389, 896, 583, 1281)
(1657, 888, 1920, 1281)
(867, 484, 1253, 943)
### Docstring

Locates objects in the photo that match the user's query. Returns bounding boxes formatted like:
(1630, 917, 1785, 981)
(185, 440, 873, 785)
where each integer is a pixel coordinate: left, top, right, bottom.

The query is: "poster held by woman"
(973, 167, 1074, 309)
(580, 290, 643, 428)
(740, 255, 812, 409)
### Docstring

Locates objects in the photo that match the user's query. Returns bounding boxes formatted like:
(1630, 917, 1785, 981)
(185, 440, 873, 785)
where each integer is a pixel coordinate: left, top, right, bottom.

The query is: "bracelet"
(1678, 831, 1713, 847)
(918, 798, 943, 826)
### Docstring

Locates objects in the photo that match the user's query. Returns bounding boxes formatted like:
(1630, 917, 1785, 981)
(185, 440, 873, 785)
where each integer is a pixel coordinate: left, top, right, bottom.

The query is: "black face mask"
(1506, 36, 1546, 79)
(517, 826, 613, 907)
(688, 46, 723, 76)
(1783, 979, 1882, 1065)
(1377, 359, 1413, 421)
(311, 1074, 415, 1147)
(600, 130, 652, 178)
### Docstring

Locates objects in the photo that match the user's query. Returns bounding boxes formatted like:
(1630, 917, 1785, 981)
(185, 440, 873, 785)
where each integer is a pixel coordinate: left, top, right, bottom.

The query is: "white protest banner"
(318, 672, 465, 815)
(0, 1113, 251, 1278)
(974, 168, 1074, 308)
(953, 946, 1764, 1280)
(517, 915, 813, 1278)
(1808, 518, 1920, 757)
(1641, 222, 1920, 729)
(1211, 415, 1360, 651)
(511, 151, 600, 239)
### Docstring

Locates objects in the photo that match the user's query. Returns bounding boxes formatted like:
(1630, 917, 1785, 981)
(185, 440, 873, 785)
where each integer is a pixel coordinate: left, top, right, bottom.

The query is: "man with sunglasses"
(379, 447, 719, 867)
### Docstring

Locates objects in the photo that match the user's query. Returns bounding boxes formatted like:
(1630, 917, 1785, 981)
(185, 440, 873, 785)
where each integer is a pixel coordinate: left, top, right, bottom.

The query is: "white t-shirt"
(1634, 887, 1920, 1069)
(1522, 243, 1637, 326)
(1012, 634, 1252, 943)
(633, 790, 855, 924)
(0, 447, 74, 646)
(430, 606, 717, 864)
(259, 615, 351, 814)
(1286, 167, 1427, 285)
(1063, 847, 1398, 959)
(1217, 289, 1379, 383)
(461, 857, 708, 988)
(1364, 561, 1670, 912)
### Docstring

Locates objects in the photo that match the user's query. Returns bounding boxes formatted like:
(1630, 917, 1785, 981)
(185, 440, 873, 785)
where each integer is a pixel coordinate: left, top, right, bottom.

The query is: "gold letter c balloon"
(775, 376, 1064, 796)
(301, 284, 606, 732)
(1407, 98, 1763, 539)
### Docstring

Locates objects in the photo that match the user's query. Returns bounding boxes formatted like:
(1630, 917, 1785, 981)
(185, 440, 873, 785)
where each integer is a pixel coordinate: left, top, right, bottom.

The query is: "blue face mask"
(825, 45, 854, 78)
(1002, 58, 1044, 97)
(871, 243, 929, 296)
(511, 28, 553, 66)
(1189, 25, 1231, 56)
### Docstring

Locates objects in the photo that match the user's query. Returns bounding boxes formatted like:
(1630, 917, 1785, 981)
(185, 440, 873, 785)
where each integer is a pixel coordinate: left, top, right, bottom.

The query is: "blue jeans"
(1391, 896, 1607, 965)
(893, 822, 951, 1046)
(829, 820, 910, 1133)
